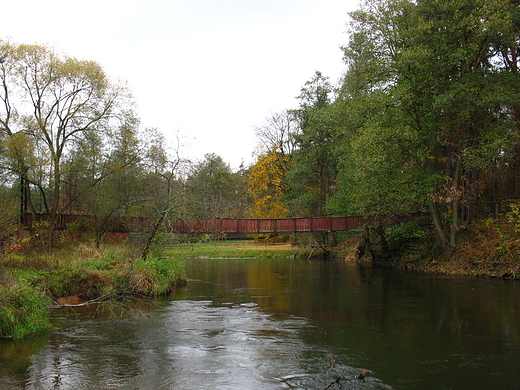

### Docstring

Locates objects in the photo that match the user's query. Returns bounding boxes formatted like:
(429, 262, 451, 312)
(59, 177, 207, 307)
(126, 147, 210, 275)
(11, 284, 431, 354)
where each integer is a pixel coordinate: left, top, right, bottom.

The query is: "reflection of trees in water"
(0, 337, 48, 388)
(228, 258, 520, 346)
(236, 258, 520, 388)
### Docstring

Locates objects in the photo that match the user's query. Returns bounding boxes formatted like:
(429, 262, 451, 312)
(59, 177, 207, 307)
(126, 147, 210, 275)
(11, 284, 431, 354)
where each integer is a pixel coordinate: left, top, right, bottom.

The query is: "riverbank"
(340, 218, 520, 279)
(397, 219, 520, 279)
(0, 243, 185, 339)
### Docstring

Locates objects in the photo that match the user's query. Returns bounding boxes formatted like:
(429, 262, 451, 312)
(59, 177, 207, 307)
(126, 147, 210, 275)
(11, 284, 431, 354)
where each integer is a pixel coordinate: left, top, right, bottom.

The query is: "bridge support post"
(328, 231, 337, 247)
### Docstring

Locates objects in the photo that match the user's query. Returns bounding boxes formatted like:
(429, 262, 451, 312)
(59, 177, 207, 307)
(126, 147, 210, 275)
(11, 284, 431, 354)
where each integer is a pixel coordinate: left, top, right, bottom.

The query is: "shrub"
(386, 217, 431, 253)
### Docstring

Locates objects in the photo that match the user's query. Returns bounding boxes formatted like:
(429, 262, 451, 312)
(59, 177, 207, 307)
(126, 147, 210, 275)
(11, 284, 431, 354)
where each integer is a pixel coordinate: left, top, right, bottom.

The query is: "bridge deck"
(23, 213, 422, 234)
(172, 216, 367, 234)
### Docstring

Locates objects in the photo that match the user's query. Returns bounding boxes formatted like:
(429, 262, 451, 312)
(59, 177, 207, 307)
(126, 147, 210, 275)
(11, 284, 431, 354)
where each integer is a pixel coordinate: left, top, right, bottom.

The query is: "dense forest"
(250, 0, 520, 260)
(1, 0, 520, 261)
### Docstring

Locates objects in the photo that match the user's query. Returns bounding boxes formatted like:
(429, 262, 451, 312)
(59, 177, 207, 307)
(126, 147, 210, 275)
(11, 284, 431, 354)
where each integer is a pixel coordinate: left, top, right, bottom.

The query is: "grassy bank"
(0, 242, 186, 339)
(165, 241, 302, 259)
(0, 238, 315, 339)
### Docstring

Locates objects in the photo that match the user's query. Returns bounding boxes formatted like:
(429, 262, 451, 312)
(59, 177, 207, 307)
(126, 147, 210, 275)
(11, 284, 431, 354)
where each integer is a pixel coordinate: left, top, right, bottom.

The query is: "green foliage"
(329, 111, 425, 217)
(285, 72, 339, 217)
(0, 278, 51, 339)
(507, 202, 520, 233)
(186, 153, 249, 219)
(0, 41, 129, 240)
(385, 217, 431, 255)
(65, 218, 92, 234)
(321, 0, 520, 250)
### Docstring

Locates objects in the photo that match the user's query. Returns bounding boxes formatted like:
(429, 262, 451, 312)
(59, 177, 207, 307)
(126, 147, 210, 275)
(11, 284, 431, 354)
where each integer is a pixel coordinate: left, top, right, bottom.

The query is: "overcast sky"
(2, 0, 360, 169)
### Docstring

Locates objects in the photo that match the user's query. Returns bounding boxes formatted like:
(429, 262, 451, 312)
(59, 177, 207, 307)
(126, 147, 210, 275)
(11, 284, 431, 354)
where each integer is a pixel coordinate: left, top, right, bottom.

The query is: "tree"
(250, 110, 297, 219)
(138, 131, 187, 260)
(329, 94, 425, 260)
(254, 110, 298, 156)
(335, 0, 517, 252)
(331, 0, 434, 257)
(0, 41, 128, 245)
(285, 71, 339, 217)
(247, 147, 290, 218)
(489, 0, 520, 198)
(0, 131, 40, 219)
(186, 153, 247, 219)
(71, 114, 144, 247)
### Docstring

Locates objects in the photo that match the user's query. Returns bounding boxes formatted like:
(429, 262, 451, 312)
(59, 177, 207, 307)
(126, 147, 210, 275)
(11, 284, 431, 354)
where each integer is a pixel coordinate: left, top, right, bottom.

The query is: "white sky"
(2, 0, 359, 169)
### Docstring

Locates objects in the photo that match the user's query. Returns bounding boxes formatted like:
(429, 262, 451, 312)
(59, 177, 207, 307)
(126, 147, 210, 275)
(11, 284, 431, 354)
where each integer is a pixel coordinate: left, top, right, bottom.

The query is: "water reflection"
(0, 258, 519, 390)
(182, 258, 520, 389)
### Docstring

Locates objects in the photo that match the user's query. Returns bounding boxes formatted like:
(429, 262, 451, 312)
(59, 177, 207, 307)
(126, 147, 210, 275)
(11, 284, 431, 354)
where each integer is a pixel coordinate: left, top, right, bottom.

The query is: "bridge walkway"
(23, 213, 422, 234)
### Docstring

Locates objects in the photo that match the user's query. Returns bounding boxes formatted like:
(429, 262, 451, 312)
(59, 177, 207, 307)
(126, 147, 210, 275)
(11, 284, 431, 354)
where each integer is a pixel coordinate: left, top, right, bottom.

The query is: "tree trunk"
(20, 176, 28, 224)
(46, 158, 62, 249)
(140, 212, 165, 260)
(19, 173, 36, 224)
(449, 157, 461, 251)
(363, 226, 378, 262)
(375, 224, 389, 259)
(429, 200, 449, 251)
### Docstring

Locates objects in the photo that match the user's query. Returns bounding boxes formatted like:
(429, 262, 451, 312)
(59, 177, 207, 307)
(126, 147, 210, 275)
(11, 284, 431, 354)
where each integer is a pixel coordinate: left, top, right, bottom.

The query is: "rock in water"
(358, 369, 369, 380)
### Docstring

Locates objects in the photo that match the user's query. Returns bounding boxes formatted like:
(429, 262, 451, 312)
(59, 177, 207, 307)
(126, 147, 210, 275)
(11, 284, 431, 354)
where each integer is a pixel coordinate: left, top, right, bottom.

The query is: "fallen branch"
(49, 302, 91, 310)
(324, 375, 342, 389)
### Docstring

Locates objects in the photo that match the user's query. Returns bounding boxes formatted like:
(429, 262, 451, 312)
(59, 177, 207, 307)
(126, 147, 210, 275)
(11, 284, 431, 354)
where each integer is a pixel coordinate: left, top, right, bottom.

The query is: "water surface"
(1, 258, 519, 389)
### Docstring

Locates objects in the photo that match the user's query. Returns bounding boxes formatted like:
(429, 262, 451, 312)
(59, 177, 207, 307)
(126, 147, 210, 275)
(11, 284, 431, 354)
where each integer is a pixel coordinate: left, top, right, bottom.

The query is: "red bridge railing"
(23, 213, 424, 234)
(172, 216, 370, 234)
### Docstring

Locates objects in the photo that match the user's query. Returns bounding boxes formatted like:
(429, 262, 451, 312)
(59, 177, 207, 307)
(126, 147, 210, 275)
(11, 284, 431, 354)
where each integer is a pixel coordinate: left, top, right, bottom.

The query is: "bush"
(386, 217, 431, 252)
(0, 197, 19, 252)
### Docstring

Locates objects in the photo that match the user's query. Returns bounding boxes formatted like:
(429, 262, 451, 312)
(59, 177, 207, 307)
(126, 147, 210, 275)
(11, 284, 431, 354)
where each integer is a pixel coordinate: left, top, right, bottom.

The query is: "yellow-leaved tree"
(247, 147, 291, 219)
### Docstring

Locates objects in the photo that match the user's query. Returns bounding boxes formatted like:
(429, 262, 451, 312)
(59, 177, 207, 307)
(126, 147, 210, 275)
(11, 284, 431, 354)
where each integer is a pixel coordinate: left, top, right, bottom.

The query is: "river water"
(1, 257, 519, 390)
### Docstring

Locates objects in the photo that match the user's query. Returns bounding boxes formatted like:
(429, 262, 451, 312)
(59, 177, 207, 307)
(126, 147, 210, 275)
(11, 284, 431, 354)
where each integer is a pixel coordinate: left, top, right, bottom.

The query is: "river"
(1, 257, 519, 389)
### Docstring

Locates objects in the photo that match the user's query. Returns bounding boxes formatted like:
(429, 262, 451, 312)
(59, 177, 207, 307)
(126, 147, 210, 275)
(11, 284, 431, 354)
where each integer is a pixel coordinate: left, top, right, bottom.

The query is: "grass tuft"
(0, 277, 52, 339)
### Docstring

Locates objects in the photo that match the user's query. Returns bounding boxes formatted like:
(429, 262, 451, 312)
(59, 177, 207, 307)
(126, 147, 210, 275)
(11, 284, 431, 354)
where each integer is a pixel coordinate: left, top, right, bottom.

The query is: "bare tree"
(138, 128, 189, 259)
(254, 110, 298, 155)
